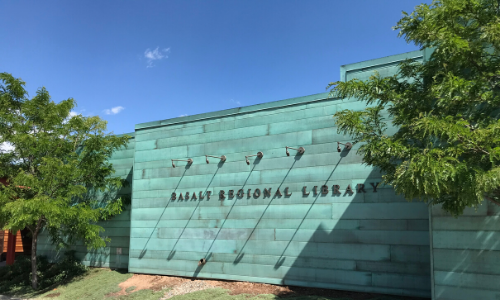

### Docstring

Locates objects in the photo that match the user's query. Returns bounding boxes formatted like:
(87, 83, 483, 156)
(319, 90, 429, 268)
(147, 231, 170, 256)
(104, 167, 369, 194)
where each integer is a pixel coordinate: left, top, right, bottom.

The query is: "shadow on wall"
(87, 166, 133, 269)
(431, 201, 500, 300)
(275, 160, 432, 298)
(193, 157, 264, 277)
(139, 165, 191, 260)
(169, 161, 225, 262)
(84, 166, 134, 207)
(232, 154, 303, 266)
(39, 166, 133, 270)
(210, 146, 430, 299)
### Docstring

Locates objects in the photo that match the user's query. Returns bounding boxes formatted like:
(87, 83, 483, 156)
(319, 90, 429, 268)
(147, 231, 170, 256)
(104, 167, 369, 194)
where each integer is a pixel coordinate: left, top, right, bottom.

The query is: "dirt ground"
(112, 273, 427, 300)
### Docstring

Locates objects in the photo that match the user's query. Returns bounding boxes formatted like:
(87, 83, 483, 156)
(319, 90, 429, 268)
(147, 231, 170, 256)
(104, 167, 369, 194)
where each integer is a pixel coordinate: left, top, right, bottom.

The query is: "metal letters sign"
(171, 183, 379, 201)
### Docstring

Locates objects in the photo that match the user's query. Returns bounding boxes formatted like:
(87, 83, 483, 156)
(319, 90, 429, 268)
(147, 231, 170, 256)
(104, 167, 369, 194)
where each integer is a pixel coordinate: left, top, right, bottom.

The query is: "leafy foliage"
(0, 72, 131, 288)
(328, 0, 500, 216)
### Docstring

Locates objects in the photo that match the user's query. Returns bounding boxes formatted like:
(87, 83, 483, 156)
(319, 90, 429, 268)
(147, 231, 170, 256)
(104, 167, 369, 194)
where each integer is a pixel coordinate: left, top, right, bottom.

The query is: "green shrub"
(0, 251, 88, 294)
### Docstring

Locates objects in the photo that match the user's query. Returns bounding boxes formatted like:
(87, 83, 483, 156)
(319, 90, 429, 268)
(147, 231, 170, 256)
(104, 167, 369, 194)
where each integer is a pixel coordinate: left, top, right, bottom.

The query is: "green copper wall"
(429, 203, 500, 299)
(128, 50, 430, 298)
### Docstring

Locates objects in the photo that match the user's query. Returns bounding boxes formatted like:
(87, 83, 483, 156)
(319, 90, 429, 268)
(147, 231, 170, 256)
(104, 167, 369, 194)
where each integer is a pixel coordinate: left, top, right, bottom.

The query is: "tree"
(328, 0, 500, 216)
(0, 73, 130, 289)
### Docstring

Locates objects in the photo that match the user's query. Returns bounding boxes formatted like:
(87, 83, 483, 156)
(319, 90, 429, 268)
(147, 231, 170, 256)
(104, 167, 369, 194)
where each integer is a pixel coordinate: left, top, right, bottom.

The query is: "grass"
(25, 269, 408, 300)
(1, 258, 412, 300)
(26, 268, 165, 300)
(27, 273, 401, 300)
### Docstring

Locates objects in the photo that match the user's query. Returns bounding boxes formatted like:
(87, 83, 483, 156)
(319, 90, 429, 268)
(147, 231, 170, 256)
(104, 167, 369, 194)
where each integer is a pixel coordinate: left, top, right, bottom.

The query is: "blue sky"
(1, 1, 426, 135)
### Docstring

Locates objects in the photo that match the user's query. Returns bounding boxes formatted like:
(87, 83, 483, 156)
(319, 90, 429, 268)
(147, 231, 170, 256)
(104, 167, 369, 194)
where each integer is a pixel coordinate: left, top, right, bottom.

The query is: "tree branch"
(456, 134, 490, 155)
(485, 195, 500, 207)
(33, 216, 44, 238)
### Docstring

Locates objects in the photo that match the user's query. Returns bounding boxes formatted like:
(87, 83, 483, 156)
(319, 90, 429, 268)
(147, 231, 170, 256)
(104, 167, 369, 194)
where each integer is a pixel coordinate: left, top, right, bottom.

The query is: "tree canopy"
(0, 73, 130, 288)
(328, 0, 500, 216)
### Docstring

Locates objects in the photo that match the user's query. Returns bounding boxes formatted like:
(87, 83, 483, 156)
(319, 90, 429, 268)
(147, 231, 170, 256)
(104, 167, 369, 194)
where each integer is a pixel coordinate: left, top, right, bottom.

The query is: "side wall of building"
(37, 134, 135, 269)
(429, 203, 500, 300)
(128, 51, 430, 298)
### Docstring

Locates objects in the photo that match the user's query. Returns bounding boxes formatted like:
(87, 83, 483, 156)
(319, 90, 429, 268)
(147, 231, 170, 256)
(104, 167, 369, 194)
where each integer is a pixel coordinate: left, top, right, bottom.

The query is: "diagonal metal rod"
(274, 156, 344, 268)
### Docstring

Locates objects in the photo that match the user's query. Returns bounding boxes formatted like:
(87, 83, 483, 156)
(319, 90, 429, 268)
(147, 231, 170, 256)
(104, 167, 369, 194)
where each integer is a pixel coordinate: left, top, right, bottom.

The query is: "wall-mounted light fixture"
(337, 142, 352, 152)
(286, 146, 305, 156)
(171, 158, 193, 168)
(245, 152, 263, 165)
(205, 155, 226, 164)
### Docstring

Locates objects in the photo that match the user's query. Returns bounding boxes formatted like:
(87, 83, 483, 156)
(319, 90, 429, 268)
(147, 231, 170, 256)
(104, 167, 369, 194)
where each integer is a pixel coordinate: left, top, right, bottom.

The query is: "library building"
(33, 49, 500, 300)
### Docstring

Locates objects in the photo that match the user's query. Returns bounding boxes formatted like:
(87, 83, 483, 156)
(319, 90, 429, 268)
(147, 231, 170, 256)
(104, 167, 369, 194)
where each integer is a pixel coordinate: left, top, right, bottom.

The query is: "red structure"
(0, 177, 31, 265)
(5, 231, 17, 265)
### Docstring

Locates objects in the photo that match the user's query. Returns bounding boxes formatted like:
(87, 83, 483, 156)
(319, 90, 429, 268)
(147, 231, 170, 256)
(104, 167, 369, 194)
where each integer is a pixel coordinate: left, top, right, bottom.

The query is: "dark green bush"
(0, 251, 88, 294)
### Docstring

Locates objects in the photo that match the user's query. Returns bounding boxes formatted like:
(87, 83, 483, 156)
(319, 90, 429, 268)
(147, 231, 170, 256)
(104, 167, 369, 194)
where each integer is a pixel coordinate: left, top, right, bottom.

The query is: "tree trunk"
(31, 218, 43, 290)
(31, 231, 38, 290)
